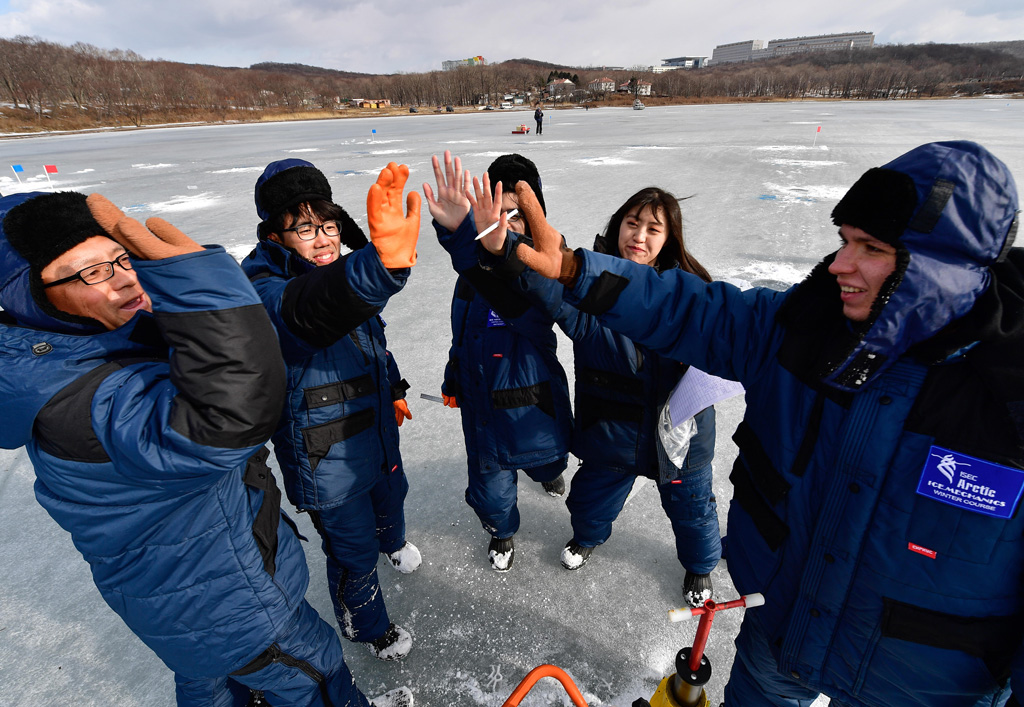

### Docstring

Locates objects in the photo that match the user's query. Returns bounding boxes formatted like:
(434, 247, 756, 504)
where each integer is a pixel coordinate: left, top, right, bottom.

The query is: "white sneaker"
(487, 536, 515, 572)
(559, 540, 593, 570)
(366, 623, 413, 661)
(370, 686, 414, 707)
(384, 542, 422, 574)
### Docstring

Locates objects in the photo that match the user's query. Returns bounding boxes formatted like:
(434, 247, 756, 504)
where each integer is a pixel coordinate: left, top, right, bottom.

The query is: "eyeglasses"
(502, 209, 524, 229)
(42, 252, 134, 288)
(281, 220, 341, 241)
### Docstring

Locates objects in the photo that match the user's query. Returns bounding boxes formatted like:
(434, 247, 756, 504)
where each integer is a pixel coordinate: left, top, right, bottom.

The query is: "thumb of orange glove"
(442, 394, 459, 409)
(367, 162, 422, 269)
(394, 399, 412, 427)
(512, 181, 577, 282)
(88, 193, 203, 260)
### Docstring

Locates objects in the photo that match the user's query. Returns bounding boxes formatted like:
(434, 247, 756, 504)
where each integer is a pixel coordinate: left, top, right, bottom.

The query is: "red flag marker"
(44, 164, 58, 173)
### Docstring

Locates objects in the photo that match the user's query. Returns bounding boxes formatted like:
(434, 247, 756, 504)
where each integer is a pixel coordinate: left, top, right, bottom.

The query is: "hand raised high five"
(512, 181, 578, 283)
(368, 162, 422, 269)
(87, 193, 204, 260)
(422, 150, 471, 232)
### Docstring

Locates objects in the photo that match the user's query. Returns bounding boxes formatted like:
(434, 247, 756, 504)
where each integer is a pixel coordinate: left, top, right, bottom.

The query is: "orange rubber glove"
(367, 162, 422, 269)
(394, 399, 412, 427)
(87, 193, 204, 260)
(442, 393, 459, 409)
(512, 181, 578, 283)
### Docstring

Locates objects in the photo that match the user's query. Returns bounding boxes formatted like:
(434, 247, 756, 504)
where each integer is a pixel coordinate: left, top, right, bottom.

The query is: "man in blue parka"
(510, 141, 1023, 707)
(425, 151, 572, 571)
(242, 160, 421, 661)
(0, 191, 412, 707)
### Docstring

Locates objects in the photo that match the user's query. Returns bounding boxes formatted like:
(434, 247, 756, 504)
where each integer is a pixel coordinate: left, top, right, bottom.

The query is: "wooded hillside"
(1, 36, 1020, 133)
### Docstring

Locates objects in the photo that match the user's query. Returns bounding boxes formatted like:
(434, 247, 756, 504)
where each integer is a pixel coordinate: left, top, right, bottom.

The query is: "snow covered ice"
(2, 99, 1022, 707)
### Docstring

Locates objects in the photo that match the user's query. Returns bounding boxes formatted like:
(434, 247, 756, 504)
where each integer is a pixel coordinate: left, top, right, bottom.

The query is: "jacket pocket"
(851, 598, 1017, 702)
(301, 408, 375, 472)
(905, 493, 1005, 564)
(303, 374, 374, 410)
(492, 381, 556, 418)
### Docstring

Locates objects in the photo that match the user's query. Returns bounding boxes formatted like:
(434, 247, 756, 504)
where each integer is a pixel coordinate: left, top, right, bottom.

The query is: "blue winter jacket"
(560, 142, 1024, 706)
(436, 213, 572, 470)
(241, 237, 408, 510)
(0, 193, 302, 679)
(495, 241, 715, 482)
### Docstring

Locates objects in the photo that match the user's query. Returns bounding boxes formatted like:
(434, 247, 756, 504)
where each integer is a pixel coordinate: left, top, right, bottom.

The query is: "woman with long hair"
(474, 183, 722, 607)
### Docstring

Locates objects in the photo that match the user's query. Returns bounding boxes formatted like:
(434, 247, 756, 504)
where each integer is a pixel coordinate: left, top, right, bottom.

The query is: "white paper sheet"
(668, 366, 745, 426)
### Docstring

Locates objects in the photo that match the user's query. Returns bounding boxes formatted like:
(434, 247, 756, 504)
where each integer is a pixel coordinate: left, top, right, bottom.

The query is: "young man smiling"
(508, 141, 1024, 707)
(242, 159, 422, 663)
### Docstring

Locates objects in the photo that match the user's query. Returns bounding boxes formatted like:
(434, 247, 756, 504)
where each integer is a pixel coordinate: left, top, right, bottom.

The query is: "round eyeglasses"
(42, 252, 134, 288)
(282, 220, 341, 241)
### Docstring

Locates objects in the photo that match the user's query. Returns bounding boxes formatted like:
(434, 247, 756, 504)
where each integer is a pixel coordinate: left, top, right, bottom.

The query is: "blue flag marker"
(11, 164, 23, 184)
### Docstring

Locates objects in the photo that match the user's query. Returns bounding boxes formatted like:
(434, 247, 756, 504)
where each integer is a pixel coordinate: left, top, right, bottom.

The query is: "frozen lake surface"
(2, 99, 1022, 707)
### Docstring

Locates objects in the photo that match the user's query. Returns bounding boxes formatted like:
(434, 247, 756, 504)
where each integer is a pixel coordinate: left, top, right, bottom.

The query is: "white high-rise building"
(709, 32, 874, 65)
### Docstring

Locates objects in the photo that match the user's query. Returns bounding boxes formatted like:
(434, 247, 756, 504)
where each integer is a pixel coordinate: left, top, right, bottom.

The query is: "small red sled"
(512, 124, 531, 134)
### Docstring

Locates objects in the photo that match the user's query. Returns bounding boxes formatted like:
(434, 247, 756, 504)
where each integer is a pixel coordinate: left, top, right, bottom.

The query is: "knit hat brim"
(3, 191, 109, 272)
(256, 165, 333, 222)
(831, 167, 918, 245)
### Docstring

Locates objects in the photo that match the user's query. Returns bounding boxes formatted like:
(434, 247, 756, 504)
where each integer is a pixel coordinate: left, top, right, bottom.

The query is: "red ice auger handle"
(668, 593, 765, 672)
(502, 664, 590, 707)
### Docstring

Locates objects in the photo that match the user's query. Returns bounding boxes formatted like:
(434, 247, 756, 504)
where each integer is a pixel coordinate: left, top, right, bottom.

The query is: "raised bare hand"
(422, 150, 471, 232)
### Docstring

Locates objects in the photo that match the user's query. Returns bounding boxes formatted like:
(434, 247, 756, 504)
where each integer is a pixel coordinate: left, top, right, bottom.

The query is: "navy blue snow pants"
(465, 453, 567, 539)
(566, 461, 721, 574)
(308, 467, 409, 644)
(175, 600, 369, 707)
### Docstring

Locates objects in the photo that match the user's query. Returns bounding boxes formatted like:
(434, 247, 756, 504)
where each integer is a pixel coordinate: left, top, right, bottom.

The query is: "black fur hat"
(2, 191, 113, 328)
(255, 164, 333, 223)
(487, 153, 546, 216)
(831, 167, 918, 245)
(3, 191, 109, 272)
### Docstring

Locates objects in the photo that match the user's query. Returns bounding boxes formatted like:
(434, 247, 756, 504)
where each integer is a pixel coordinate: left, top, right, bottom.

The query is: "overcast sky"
(0, 0, 1020, 74)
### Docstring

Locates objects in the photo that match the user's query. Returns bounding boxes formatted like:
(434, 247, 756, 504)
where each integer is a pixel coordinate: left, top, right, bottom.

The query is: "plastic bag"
(657, 400, 697, 469)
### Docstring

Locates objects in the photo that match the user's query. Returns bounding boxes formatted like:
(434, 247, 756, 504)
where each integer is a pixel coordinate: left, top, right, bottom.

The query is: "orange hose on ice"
(501, 664, 590, 707)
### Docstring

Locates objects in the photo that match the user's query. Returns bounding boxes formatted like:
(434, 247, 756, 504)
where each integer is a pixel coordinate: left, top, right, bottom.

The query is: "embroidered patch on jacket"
(487, 309, 506, 327)
(915, 445, 1024, 519)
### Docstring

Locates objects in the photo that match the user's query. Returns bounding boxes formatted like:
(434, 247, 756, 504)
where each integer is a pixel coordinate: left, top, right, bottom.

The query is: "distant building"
(618, 80, 652, 96)
(660, 56, 709, 70)
(547, 78, 575, 96)
(442, 56, 486, 71)
(709, 32, 874, 65)
(710, 39, 768, 65)
(588, 77, 615, 93)
(350, 98, 391, 108)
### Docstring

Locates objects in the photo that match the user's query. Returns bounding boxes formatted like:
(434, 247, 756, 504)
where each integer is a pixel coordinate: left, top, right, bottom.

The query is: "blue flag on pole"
(12, 165, 23, 173)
